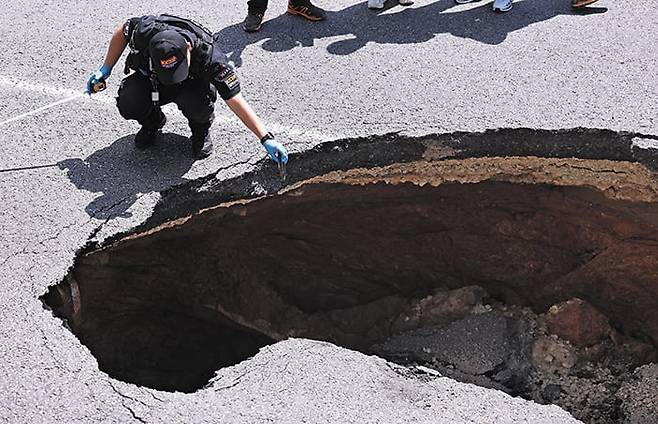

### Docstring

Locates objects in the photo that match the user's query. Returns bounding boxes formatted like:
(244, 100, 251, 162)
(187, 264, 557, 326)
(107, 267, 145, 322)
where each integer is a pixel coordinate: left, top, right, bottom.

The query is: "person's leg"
(287, 0, 327, 21)
(248, 0, 268, 13)
(116, 73, 166, 148)
(571, 0, 598, 8)
(244, 0, 268, 32)
(175, 80, 217, 158)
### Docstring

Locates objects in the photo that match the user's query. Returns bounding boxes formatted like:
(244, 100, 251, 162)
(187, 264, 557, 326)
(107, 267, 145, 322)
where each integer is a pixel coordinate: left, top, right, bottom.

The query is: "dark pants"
(116, 73, 217, 135)
(248, 0, 309, 14)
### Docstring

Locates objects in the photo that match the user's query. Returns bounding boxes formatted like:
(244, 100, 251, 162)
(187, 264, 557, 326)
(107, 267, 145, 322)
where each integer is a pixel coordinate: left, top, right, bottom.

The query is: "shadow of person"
(58, 133, 197, 220)
(216, 0, 607, 66)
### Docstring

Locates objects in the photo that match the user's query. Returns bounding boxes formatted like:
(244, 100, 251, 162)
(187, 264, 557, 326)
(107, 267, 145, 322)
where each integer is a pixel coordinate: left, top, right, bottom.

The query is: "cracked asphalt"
(0, 0, 655, 422)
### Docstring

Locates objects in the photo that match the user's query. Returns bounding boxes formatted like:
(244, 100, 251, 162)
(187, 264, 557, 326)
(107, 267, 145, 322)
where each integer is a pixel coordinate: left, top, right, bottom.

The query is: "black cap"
(149, 30, 189, 85)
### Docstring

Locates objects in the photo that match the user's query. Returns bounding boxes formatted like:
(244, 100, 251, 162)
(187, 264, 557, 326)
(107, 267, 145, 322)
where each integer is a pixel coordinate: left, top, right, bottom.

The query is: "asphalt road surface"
(0, 0, 655, 422)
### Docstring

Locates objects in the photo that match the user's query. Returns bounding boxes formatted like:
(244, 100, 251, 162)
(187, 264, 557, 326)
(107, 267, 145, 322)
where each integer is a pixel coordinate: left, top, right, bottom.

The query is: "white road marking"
(0, 93, 85, 127)
(0, 75, 95, 99)
(0, 75, 336, 142)
(631, 137, 658, 150)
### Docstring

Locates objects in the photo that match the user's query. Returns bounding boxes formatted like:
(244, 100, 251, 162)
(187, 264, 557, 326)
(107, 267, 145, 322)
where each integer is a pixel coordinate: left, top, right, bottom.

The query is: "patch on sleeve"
(224, 73, 239, 90)
(218, 67, 239, 90)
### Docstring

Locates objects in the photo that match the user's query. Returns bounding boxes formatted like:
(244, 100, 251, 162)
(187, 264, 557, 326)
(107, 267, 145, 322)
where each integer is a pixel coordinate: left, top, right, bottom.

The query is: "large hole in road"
(43, 130, 658, 423)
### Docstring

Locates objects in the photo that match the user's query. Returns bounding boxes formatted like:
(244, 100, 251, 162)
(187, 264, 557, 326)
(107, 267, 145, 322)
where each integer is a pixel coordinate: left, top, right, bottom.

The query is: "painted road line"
(0, 75, 114, 104)
(0, 94, 86, 127)
(0, 75, 336, 142)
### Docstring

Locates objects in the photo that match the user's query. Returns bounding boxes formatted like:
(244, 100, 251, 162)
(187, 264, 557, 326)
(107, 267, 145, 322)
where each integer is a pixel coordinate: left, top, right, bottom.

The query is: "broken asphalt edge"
(39, 126, 658, 300)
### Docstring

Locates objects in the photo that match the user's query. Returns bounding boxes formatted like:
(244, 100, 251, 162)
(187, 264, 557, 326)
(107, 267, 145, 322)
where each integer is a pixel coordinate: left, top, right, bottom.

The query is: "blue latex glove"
(263, 137, 288, 164)
(86, 64, 112, 94)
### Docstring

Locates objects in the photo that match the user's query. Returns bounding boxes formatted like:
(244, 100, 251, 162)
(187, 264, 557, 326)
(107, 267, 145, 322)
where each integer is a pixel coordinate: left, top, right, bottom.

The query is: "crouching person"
(86, 14, 288, 163)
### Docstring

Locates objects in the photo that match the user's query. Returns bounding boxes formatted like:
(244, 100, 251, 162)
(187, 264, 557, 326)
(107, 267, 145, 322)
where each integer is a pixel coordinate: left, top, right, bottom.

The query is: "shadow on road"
(217, 0, 606, 66)
(58, 133, 196, 219)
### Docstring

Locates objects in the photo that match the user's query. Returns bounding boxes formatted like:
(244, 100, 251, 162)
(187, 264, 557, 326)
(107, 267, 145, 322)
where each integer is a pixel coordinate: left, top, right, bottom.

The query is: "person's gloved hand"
(262, 133, 288, 164)
(86, 64, 112, 94)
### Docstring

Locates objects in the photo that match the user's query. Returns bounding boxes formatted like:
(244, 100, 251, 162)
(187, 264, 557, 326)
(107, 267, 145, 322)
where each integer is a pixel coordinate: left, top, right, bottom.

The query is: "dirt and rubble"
(376, 289, 658, 423)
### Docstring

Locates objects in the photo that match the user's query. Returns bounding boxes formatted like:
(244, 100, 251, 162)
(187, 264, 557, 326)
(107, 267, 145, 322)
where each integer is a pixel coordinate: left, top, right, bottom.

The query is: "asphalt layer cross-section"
(0, 0, 655, 422)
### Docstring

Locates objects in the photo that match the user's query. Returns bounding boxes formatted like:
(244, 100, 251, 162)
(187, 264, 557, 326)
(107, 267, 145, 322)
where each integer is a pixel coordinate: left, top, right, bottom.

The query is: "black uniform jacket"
(123, 15, 241, 101)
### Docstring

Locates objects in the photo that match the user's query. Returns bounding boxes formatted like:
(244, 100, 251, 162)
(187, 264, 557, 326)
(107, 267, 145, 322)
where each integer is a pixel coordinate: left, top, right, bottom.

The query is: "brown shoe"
(572, 0, 599, 8)
(287, 1, 327, 21)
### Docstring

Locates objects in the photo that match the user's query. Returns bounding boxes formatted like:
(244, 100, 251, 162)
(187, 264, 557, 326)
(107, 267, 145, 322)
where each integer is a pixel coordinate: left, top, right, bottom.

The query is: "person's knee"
(177, 90, 215, 123)
(116, 78, 151, 120)
(116, 95, 146, 120)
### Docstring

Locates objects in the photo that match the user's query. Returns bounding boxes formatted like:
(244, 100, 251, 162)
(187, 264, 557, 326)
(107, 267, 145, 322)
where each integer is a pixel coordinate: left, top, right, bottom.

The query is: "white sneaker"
(398, 0, 414, 5)
(492, 0, 513, 11)
(368, 0, 386, 9)
(455, 0, 480, 4)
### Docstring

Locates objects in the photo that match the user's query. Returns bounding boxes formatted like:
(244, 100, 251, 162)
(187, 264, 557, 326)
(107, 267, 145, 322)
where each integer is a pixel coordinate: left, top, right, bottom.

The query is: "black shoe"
(134, 113, 166, 150)
(243, 11, 265, 32)
(287, 0, 326, 21)
(191, 132, 213, 159)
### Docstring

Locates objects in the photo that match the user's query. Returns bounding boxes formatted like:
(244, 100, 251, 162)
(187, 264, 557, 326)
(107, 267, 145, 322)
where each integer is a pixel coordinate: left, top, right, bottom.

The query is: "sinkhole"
(42, 129, 658, 422)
